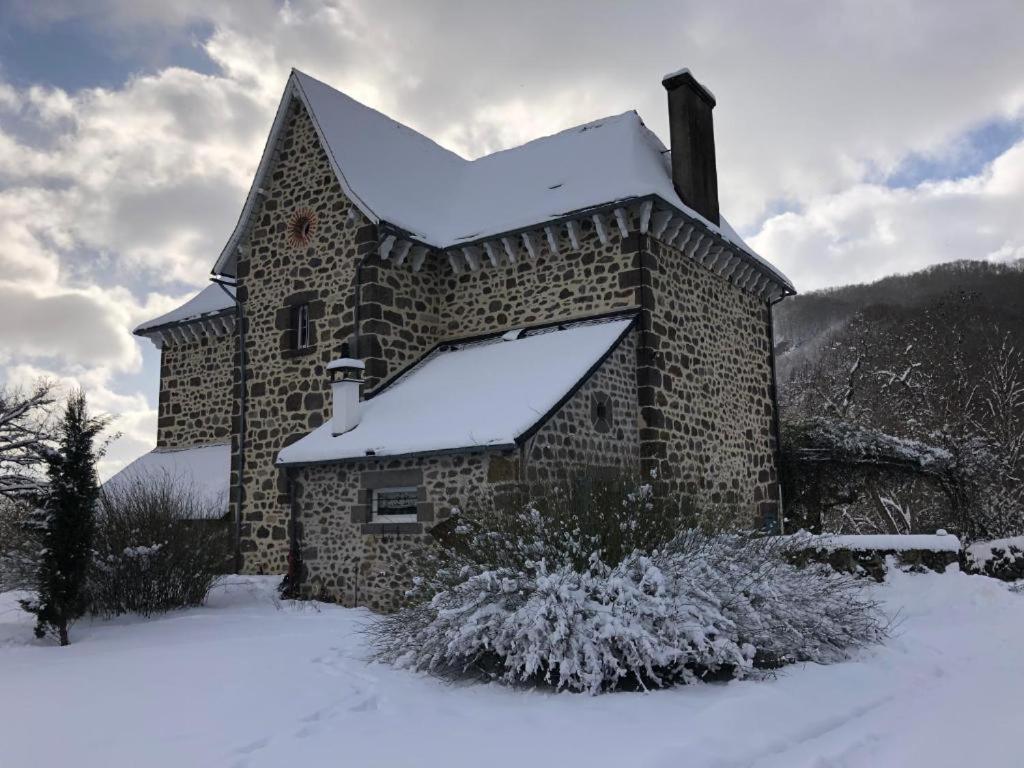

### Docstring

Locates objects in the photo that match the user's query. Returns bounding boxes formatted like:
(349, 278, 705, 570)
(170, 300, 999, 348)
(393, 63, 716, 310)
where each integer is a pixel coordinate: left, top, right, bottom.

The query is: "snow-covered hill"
(0, 569, 1020, 767)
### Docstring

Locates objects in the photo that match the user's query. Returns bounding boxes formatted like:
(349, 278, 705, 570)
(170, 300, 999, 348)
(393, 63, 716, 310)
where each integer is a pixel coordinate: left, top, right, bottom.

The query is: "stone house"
(124, 67, 795, 609)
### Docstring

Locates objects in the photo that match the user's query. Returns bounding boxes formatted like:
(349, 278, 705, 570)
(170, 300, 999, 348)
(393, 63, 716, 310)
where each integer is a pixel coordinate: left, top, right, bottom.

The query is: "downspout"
(285, 465, 301, 596)
(768, 295, 786, 534)
(349, 243, 375, 606)
(636, 232, 653, 484)
(352, 249, 376, 359)
(212, 276, 245, 573)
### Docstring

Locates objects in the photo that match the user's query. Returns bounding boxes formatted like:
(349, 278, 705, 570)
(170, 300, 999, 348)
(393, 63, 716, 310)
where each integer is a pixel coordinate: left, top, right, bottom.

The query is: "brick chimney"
(327, 354, 364, 436)
(662, 68, 719, 226)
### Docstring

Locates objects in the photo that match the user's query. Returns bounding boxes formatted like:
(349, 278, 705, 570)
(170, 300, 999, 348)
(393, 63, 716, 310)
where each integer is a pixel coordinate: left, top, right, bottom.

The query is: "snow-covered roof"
(135, 284, 235, 335)
(277, 316, 634, 465)
(103, 443, 230, 519)
(214, 70, 792, 292)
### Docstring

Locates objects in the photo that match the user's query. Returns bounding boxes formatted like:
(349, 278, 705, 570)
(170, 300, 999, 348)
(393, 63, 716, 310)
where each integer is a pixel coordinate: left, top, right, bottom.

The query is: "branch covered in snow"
(0, 381, 56, 501)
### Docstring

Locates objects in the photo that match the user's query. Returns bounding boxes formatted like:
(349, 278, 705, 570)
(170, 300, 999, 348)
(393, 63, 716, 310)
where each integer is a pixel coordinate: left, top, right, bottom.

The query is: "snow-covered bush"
(370, 476, 885, 693)
(964, 537, 1024, 582)
(90, 476, 228, 617)
(674, 531, 887, 669)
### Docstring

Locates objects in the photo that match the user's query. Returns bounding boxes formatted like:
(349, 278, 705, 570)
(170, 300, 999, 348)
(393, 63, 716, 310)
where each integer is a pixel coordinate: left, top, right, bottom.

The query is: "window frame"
(295, 303, 311, 350)
(370, 486, 419, 523)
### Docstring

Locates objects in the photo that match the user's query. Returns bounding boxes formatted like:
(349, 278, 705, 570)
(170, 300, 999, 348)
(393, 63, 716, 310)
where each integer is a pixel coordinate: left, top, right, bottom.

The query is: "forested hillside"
(774, 259, 1024, 383)
(773, 259, 1024, 538)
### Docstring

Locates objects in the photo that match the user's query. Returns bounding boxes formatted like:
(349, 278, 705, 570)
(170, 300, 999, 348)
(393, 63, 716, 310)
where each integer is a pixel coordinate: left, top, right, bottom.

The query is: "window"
(590, 391, 613, 434)
(295, 303, 311, 350)
(371, 486, 419, 523)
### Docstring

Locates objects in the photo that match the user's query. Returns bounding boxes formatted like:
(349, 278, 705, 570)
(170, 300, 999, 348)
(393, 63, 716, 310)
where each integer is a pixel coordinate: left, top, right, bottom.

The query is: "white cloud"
(750, 139, 1024, 291)
(0, 283, 141, 371)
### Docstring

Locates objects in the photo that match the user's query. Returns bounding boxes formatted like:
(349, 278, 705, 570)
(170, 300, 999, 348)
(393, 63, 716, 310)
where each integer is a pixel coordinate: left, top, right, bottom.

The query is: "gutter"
(276, 442, 517, 470)
(768, 294, 787, 534)
(212, 277, 246, 573)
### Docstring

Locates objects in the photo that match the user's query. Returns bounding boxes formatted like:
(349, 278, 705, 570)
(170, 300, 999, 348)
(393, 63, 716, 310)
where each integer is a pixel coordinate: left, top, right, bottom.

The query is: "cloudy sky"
(0, 0, 1022, 476)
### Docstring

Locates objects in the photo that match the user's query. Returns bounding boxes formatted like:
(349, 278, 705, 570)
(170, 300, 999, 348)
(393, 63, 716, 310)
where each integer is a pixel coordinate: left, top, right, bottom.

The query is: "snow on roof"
(135, 283, 235, 335)
(215, 70, 792, 291)
(103, 443, 230, 519)
(660, 67, 717, 103)
(277, 317, 634, 465)
(327, 358, 365, 371)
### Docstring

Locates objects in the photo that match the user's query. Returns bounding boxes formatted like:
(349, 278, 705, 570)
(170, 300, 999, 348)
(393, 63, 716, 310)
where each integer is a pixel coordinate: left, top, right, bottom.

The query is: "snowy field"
(1, 568, 1021, 768)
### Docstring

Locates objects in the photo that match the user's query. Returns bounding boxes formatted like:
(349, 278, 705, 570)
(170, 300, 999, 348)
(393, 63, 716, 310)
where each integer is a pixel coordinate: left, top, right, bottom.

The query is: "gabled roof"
(103, 443, 230, 519)
(213, 70, 792, 292)
(276, 315, 635, 466)
(134, 283, 234, 335)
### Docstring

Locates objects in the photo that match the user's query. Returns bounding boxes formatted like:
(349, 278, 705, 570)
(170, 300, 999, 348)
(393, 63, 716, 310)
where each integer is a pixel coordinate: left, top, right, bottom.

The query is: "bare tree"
(0, 381, 56, 501)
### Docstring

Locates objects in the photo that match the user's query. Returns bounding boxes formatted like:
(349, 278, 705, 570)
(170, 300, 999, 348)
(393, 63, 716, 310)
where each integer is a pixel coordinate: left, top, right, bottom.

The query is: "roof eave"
(276, 442, 518, 469)
(438, 193, 795, 297)
(132, 307, 236, 338)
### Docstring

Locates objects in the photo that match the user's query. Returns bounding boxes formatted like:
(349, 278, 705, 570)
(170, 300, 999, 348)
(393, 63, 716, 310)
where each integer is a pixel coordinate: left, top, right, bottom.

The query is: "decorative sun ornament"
(287, 208, 318, 248)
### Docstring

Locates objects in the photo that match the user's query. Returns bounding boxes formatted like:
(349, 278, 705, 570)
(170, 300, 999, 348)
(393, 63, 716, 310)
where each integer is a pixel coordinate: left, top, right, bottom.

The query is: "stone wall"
(231, 101, 371, 572)
(523, 325, 640, 482)
(634, 233, 780, 529)
(436, 223, 637, 339)
(156, 331, 235, 449)
(293, 454, 486, 611)
(358, 260, 440, 390)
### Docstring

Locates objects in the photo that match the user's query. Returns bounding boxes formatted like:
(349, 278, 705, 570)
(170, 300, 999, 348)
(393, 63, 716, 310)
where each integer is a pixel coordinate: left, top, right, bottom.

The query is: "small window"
(591, 391, 613, 434)
(371, 486, 419, 523)
(295, 304, 311, 350)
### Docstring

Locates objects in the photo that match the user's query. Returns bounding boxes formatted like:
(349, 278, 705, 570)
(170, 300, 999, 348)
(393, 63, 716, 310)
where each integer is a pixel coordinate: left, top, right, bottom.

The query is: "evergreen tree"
(20, 391, 107, 646)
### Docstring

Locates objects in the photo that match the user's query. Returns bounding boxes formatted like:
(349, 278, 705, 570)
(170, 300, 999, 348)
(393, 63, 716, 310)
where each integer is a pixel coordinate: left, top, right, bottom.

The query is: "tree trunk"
(58, 622, 69, 647)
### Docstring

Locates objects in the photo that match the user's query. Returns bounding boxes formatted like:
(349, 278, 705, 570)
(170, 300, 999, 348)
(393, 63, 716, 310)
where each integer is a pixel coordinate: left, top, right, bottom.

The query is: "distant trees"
(778, 261, 1024, 542)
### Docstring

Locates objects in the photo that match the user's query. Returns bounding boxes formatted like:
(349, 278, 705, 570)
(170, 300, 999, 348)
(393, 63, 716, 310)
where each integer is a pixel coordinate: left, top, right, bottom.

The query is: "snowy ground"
(1, 568, 1020, 767)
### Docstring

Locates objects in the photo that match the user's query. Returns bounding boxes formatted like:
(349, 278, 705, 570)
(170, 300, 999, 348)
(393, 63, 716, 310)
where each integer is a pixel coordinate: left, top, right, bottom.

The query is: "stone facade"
(636, 234, 781, 529)
(156, 330, 235, 449)
(521, 327, 640, 483)
(293, 455, 483, 612)
(230, 101, 371, 572)
(435, 226, 636, 339)
(150, 96, 783, 582)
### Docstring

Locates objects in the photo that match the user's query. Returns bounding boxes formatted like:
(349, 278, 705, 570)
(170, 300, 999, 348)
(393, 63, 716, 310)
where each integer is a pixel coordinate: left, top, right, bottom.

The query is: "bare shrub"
(91, 475, 229, 617)
(0, 496, 42, 592)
